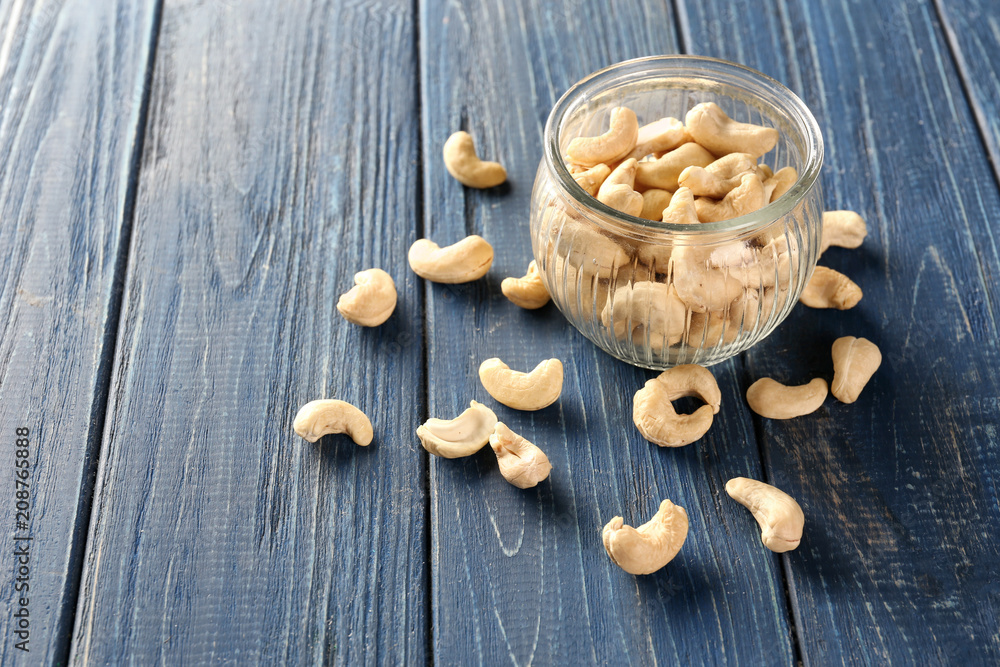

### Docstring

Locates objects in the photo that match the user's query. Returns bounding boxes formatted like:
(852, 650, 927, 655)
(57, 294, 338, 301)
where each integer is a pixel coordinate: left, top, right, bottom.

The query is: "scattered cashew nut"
(799, 266, 862, 309)
(293, 399, 373, 446)
(566, 106, 639, 167)
(597, 158, 643, 216)
(408, 235, 494, 283)
(820, 210, 868, 255)
(633, 364, 721, 447)
(746, 377, 828, 419)
(490, 422, 553, 488)
(336, 268, 397, 326)
(602, 499, 689, 575)
(417, 400, 498, 458)
(478, 357, 563, 411)
(501, 260, 550, 309)
(726, 477, 804, 553)
(831, 336, 882, 403)
(685, 102, 779, 158)
(442, 131, 507, 188)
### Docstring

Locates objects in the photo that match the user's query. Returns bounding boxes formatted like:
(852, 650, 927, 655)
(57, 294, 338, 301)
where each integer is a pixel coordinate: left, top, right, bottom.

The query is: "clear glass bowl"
(531, 56, 824, 369)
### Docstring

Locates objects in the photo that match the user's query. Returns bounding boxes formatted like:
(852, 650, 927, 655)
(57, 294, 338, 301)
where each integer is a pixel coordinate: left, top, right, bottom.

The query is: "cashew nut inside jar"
(530, 56, 825, 369)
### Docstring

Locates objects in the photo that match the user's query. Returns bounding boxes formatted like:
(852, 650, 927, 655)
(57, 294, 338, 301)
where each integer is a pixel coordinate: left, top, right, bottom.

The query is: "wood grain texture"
(420, 2, 795, 664)
(0, 0, 158, 662)
(69, 1, 427, 663)
(935, 0, 1000, 180)
(680, 0, 1000, 662)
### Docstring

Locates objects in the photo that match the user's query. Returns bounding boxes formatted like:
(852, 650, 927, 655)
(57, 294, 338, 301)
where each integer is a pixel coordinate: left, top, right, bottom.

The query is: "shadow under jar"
(531, 56, 825, 369)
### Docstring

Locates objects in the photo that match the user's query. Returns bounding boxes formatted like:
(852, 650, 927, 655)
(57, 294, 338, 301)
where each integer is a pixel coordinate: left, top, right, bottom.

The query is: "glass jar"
(531, 56, 824, 369)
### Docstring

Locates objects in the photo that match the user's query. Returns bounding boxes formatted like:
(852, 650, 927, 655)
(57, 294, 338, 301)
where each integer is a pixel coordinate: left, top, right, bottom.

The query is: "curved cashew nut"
(547, 214, 629, 280)
(478, 357, 563, 411)
(820, 210, 868, 255)
(623, 116, 688, 162)
(408, 235, 494, 283)
(602, 499, 689, 575)
(489, 422, 553, 489)
(766, 166, 798, 202)
(417, 400, 498, 458)
(686, 289, 759, 347)
(678, 152, 757, 198)
(602, 282, 687, 346)
(726, 477, 804, 553)
(659, 187, 699, 225)
(501, 260, 550, 310)
(639, 188, 673, 221)
(293, 399, 373, 445)
(633, 364, 721, 447)
(695, 172, 767, 222)
(635, 142, 716, 191)
(746, 377, 828, 419)
(831, 336, 882, 403)
(799, 266, 862, 309)
(670, 244, 745, 313)
(572, 163, 612, 197)
(442, 131, 506, 188)
(566, 106, 639, 167)
(336, 268, 397, 327)
(597, 158, 643, 217)
(685, 102, 779, 158)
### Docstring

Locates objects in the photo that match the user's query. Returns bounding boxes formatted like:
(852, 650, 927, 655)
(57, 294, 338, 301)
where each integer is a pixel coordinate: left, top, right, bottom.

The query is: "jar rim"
(543, 55, 825, 236)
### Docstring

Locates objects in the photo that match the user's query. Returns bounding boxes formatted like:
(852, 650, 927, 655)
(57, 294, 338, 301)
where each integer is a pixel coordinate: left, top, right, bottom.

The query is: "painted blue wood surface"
(420, 2, 795, 665)
(681, 0, 1000, 662)
(936, 0, 1000, 179)
(68, 1, 427, 663)
(0, 0, 158, 663)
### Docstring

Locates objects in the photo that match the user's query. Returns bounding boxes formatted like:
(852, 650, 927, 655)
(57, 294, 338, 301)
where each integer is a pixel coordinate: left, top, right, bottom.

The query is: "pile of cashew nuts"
(292, 111, 882, 577)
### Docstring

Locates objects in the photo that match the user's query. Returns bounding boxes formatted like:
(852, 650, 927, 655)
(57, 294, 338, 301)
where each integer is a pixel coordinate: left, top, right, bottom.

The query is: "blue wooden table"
(1, 0, 998, 664)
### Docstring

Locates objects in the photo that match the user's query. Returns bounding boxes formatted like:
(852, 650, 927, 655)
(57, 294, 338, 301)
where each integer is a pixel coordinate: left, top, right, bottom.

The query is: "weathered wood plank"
(70, 1, 427, 663)
(420, 2, 795, 664)
(681, 0, 1000, 662)
(0, 0, 158, 662)
(935, 0, 1000, 181)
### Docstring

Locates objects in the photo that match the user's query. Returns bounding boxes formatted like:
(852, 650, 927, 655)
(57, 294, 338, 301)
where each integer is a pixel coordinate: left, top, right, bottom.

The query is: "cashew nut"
(639, 188, 672, 221)
(659, 187, 699, 225)
(572, 163, 612, 196)
(725, 477, 804, 553)
(799, 266, 862, 309)
(622, 116, 688, 162)
(757, 163, 774, 180)
(746, 377, 828, 419)
(442, 131, 507, 188)
(602, 499, 689, 575)
(670, 244, 745, 312)
(478, 357, 563, 411)
(678, 152, 757, 198)
(336, 268, 397, 327)
(489, 422, 553, 489)
(408, 235, 494, 283)
(766, 166, 798, 202)
(685, 102, 779, 158)
(602, 282, 687, 347)
(417, 400, 498, 458)
(633, 364, 721, 447)
(820, 210, 868, 255)
(831, 336, 882, 403)
(695, 172, 767, 222)
(597, 158, 643, 217)
(501, 260, 550, 310)
(293, 399, 373, 445)
(635, 142, 715, 191)
(546, 211, 629, 280)
(686, 289, 759, 347)
(566, 106, 639, 167)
